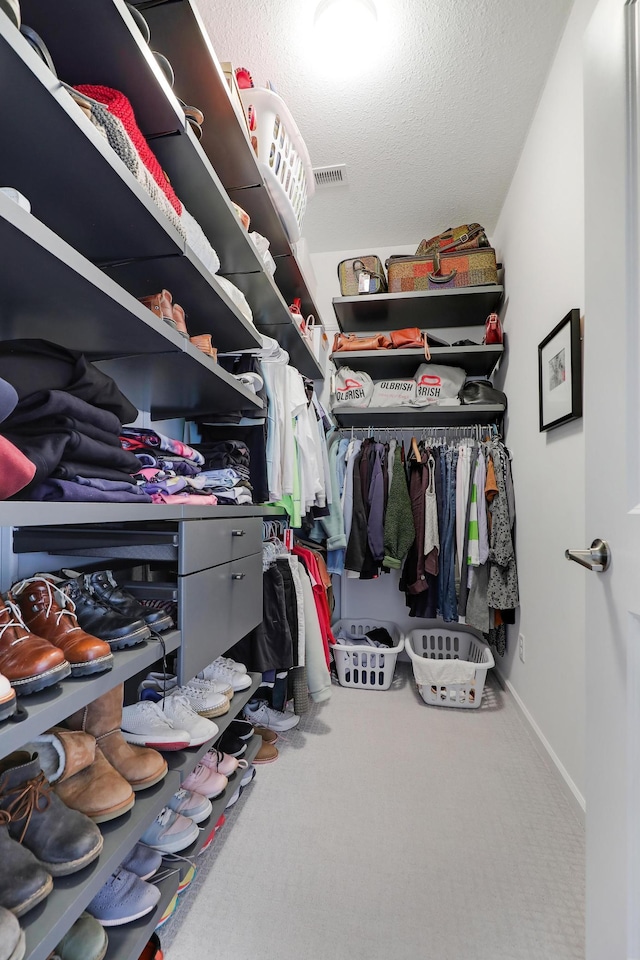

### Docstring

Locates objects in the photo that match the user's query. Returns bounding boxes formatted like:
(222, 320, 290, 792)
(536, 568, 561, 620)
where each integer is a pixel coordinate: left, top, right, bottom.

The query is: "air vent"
(313, 164, 348, 188)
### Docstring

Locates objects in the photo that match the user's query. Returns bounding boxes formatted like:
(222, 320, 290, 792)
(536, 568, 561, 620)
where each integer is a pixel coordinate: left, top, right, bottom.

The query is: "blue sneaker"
(120, 843, 162, 881)
(167, 788, 212, 824)
(86, 868, 160, 926)
(140, 807, 199, 854)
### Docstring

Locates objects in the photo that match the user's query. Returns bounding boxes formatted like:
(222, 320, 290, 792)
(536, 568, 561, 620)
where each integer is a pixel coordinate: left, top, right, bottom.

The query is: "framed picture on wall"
(538, 308, 582, 432)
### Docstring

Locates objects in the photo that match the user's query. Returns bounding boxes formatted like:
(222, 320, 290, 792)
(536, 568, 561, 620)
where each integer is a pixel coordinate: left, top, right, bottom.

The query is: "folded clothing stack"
(192, 439, 254, 505)
(121, 427, 219, 505)
(334, 626, 395, 649)
(0, 339, 148, 503)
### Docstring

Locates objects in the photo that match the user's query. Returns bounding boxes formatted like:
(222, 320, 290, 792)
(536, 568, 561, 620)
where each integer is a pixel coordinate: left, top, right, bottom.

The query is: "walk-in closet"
(0, 0, 632, 957)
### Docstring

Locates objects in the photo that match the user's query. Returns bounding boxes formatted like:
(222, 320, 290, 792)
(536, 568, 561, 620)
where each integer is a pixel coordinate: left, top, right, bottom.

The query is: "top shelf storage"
(332, 286, 504, 332)
(8, 1, 324, 378)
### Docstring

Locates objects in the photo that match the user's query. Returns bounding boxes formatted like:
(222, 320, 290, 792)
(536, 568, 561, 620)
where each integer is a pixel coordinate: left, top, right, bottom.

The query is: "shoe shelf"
(0, 192, 262, 420)
(0, 632, 181, 762)
(0, 13, 259, 355)
(12, 0, 324, 379)
(167, 672, 262, 780)
(330, 344, 504, 379)
(333, 405, 506, 428)
(103, 872, 180, 960)
(179, 733, 262, 860)
(21, 771, 181, 960)
(332, 286, 505, 332)
(0, 504, 286, 528)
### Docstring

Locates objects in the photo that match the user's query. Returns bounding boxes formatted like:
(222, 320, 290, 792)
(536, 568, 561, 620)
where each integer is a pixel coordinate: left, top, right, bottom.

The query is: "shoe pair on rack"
(139, 290, 217, 360)
(221, 718, 279, 764)
(86, 844, 164, 928)
(243, 699, 300, 733)
(0, 569, 173, 697)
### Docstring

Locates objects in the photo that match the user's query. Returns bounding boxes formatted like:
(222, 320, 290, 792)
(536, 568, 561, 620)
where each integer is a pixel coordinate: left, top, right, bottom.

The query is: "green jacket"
(383, 447, 415, 569)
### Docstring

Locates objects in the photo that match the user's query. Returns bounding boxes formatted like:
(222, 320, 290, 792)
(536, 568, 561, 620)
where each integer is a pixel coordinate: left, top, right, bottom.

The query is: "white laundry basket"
(405, 626, 495, 709)
(239, 87, 315, 243)
(331, 619, 404, 690)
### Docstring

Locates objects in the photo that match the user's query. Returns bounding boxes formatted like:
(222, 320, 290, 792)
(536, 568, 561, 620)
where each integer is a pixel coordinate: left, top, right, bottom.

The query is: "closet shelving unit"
(331, 283, 505, 427)
(18, 0, 324, 379)
(0, 4, 297, 958)
(129, 0, 323, 317)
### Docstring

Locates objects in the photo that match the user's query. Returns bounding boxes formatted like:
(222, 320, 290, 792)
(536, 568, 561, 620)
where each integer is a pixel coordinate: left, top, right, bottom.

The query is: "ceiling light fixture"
(312, 0, 381, 78)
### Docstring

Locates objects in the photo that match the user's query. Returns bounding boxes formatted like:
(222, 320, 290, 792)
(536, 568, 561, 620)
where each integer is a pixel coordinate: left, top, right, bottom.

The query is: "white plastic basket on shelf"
(239, 87, 315, 243)
(331, 619, 404, 690)
(405, 626, 495, 709)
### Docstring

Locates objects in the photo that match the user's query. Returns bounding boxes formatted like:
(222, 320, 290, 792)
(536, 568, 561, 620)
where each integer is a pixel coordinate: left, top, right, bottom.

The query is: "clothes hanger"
(411, 435, 421, 462)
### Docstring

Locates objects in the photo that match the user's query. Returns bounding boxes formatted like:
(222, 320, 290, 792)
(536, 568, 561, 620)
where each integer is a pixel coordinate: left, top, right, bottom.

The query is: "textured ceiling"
(198, 0, 573, 253)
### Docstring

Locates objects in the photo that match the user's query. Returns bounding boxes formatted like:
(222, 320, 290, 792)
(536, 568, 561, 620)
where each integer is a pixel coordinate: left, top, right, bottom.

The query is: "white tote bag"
(332, 367, 374, 408)
(413, 364, 466, 405)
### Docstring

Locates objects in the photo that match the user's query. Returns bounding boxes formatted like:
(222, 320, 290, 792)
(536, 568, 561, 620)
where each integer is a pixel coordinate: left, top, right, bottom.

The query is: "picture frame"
(538, 308, 582, 432)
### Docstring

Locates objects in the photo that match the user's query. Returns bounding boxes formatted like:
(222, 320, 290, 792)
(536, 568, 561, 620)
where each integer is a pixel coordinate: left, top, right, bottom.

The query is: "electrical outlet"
(518, 633, 525, 663)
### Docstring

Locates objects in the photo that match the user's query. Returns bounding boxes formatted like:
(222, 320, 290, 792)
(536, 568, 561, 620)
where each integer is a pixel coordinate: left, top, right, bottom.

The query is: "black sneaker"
(85, 571, 174, 633)
(55, 574, 150, 650)
(216, 731, 247, 758)
(227, 719, 254, 741)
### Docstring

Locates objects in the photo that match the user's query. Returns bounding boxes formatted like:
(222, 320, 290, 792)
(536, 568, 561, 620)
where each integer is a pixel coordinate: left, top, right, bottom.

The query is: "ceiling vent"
(313, 164, 348, 188)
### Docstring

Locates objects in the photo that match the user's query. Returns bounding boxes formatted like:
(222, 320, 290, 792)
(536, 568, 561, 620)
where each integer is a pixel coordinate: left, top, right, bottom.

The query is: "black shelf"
(103, 872, 180, 960)
(0, 193, 261, 419)
(0, 632, 181, 762)
(333, 286, 505, 332)
(22, 771, 181, 960)
(333, 405, 506, 428)
(179, 733, 262, 859)
(0, 14, 262, 355)
(167, 672, 261, 778)
(13, 0, 325, 377)
(95, 346, 262, 422)
(330, 344, 504, 379)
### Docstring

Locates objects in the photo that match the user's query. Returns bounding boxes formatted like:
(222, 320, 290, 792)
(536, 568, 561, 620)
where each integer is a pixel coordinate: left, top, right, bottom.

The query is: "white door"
(584, 1, 640, 956)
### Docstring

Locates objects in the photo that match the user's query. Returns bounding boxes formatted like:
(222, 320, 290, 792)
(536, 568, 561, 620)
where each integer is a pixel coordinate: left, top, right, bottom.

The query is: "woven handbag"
(337, 256, 388, 296)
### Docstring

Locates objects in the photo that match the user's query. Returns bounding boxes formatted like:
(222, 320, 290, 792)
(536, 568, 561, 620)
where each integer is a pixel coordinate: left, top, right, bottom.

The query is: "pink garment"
(0, 436, 36, 498)
(151, 493, 218, 505)
(75, 85, 182, 214)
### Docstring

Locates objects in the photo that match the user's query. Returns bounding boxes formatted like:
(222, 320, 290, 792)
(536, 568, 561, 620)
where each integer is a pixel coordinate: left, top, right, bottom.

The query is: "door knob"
(565, 538, 610, 572)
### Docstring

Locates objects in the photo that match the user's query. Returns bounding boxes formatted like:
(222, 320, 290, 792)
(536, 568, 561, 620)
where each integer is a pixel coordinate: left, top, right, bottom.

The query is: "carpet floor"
(162, 667, 585, 960)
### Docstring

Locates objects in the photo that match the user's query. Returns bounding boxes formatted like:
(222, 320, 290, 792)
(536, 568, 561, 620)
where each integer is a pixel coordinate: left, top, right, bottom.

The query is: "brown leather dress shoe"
(0, 596, 70, 696)
(13, 577, 113, 677)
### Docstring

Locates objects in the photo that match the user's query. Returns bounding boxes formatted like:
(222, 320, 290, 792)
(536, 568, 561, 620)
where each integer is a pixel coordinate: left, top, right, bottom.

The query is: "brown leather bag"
(332, 333, 392, 353)
(390, 328, 431, 360)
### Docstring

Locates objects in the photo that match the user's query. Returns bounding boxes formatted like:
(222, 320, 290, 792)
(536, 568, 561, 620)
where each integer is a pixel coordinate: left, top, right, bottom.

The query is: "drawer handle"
(232, 529, 246, 537)
(231, 573, 246, 580)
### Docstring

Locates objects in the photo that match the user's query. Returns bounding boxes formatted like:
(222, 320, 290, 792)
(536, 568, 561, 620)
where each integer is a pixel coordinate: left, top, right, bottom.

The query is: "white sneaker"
(214, 656, 247, 675)
(225, 765, 256, 809)
(199, 661, 252, 692)
(168, 788, 212, 824)
(171, 681, 230, 718)
(186, 674, 233, 702)
(242, 700, 299, 732)
(139, 671, 232, 704)
(0, 670, 16, 722)
(158, 695, 219, 746)
(121, 701, 191, 750)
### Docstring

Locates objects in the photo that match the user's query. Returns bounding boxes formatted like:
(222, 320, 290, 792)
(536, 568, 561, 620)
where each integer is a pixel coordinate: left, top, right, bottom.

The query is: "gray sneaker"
(86, 868, 160, 926)
(167, 788, 212, 824)
(140, 806, 199, 853)
(120, 843, 162, 881)
(243, 700, 300, 732)
(0, 906, 24, 960)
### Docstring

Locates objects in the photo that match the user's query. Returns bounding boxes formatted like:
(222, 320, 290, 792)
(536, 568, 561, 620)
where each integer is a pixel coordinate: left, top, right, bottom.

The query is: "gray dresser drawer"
(230, 552, 263, 645)
(179, 517, 262, 574)
(177, 551, 263, 681)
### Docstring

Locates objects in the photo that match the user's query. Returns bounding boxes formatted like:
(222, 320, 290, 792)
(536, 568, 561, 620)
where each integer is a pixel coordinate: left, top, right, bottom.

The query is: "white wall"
(310, 0, 596, 808)
(490, 0, 599, 807)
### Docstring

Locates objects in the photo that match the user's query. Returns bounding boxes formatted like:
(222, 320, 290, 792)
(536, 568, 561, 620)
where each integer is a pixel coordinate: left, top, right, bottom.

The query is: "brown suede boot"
(27, 727, 135, 823)
(65, 685, 167, 791)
